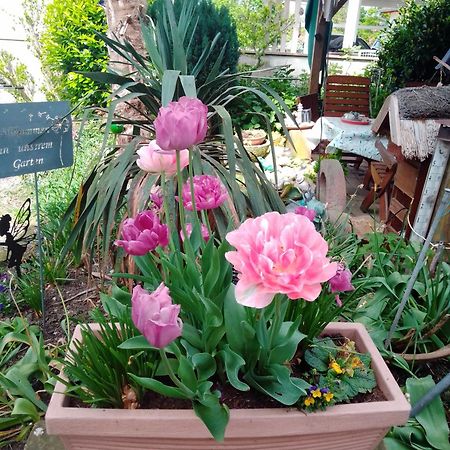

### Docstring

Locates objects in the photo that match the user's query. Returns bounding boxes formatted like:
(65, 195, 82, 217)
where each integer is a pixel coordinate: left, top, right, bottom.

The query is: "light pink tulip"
(115, 210, 169, 256)
(180, 223, 210, 242)
(136, 140, 189, 176)
(131, 284, 182, 348)
(180, 175, 228, 211)
(225, 212, 337, 308)
(294, 205, 316, 222)
(154, 96, 208, 151)
(329, 263, 354, 293)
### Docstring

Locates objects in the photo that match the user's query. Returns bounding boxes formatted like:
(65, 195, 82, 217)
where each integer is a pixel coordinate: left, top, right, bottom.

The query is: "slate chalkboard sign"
(0, 101, 73, 179)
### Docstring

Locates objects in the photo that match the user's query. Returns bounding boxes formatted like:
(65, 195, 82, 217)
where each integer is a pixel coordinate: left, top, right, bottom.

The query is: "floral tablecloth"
(303, 116, 387, 161)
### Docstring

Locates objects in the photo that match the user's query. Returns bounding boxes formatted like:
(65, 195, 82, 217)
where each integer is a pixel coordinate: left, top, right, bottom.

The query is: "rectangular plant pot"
(46, 322, 410, 450)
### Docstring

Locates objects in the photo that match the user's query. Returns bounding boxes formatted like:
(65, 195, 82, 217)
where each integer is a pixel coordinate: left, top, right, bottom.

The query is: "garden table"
(303, 116, 387, 161)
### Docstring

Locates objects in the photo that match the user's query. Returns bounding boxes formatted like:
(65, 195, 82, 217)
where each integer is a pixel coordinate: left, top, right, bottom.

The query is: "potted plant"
(46, 96, 410, 449)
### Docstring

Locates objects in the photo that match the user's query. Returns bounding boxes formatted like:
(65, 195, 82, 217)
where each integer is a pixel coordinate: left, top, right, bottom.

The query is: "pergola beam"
(308, 0, 349, 94)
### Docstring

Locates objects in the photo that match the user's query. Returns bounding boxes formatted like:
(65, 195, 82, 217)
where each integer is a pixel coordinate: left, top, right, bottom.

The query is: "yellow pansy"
(304, 397, 315, 406)
(329, 360, 343, 374)
(324, 392, 334, 402)
(311, 388, 322, 398)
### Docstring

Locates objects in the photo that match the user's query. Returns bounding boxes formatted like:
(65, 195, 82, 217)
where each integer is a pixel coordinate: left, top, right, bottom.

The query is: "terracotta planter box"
(46, 322, 410, 450)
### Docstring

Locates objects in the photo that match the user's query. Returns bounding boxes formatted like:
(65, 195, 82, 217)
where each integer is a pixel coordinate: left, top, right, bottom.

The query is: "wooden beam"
(308, 5, 327, 94)
(333, 0, 349, 16)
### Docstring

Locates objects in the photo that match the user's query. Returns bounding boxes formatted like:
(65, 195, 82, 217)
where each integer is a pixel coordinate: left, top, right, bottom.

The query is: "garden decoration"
(0, 199, 34, 277)
(46, 95, 410, 449)
(0, 101, 73, 319)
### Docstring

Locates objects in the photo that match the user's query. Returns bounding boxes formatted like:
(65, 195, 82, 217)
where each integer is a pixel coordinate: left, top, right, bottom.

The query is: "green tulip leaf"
(11, 398, 40, 423)
(217, 345, 249, 392)
(118, 336, 153, 350)
(129, 374, 189, 400)
(192, 353, 216, 381)
(193, 393, 229, 442)
(408, 376, 450, 450)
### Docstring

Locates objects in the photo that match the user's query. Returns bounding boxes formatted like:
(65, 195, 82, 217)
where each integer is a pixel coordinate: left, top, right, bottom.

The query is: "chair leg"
(363, 168, 372, 190)
(360, 189, 376, 212)
(379, 193, 387, 222)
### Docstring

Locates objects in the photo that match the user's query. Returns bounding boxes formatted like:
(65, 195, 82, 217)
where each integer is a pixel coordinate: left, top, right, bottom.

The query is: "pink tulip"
(115, 210, 169, 255)
(150, 187, 164, 212)
(136, 140, 189, 176)
(131, 284, 182, 348)
(180, 223, 210, 242)
(154, 96, 208, 151)
(180, 175, 228, 211)
(294, 205, 316, 222)
(335, 295, 343, 307)
(329, 263, 354, 293)
(225, 212, 337, 308)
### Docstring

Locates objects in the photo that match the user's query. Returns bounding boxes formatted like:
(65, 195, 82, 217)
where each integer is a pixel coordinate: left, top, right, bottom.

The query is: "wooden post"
(411, 138, 450, 242)
(308, 2, 326, 94)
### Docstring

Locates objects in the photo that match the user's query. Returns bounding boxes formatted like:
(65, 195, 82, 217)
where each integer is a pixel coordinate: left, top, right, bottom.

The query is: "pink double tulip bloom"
(154, 96, 208, 151)
(294, 205, 316, 222)
(180, 175, 228, 211)
(115, 210, 169, 256)
(180, 223, 210, 242)
(136, 140, 189, 176)
(329, 263, 354, 293)
(225, 212, 337, 309)
(131, 284, 182, 348)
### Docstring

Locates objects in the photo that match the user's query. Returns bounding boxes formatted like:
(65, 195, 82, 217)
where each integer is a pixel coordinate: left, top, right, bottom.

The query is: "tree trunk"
(104, 0, 147, 75)
(103, 0, 149, 141)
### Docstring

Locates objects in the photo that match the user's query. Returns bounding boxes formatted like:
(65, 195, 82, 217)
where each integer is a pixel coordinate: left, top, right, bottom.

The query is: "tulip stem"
(159, 349, 194, 398)
(160, 172, 176, 254)
(176, 151, 186, 233)
(269, 295, 284, 350)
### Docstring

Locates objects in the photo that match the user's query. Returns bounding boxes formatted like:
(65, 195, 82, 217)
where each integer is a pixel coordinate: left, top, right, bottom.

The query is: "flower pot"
(242, 129, 267, 146)
(46, 322, 410, 450)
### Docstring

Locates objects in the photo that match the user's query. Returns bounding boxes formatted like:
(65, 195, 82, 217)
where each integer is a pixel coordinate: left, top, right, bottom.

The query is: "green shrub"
(149, 0, 240, 86)
(376, 0, 450, 92)
(41, 0, 110, 107)
(229, 67, 309, 130)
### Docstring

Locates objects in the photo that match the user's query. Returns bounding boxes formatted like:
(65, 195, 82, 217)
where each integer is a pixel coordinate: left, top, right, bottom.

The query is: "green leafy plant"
(301, 337, 376, 410)
(384, 376, 450, 450)
(214, 0, 294, 67)
(375, 0, 450, 94)
(149, 0, 240, 86)
(41, 0, 110, 106)
(350, 233, 450, 357)
(0, 317, 52, 446)
(229, 66, 309, 130)
(60, 0, 294, 264)
(0, 50, 35, 102)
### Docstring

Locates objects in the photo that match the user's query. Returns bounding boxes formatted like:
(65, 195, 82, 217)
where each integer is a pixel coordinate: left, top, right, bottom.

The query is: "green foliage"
(0, 50, 35, 102)
(0, 317, 52, 446)
(385, 376, 450, 450)
(41, 0, 110, 106)
(213, 0, 294, 67)
(349, 233, 450, 357)
(376, 0, 450, 92)
(358, 7, 387, 46)
(302, 338, 376, 410)
(229, 67, 309, 130)
(62, 0, 292, 264)
(63, 305, 158, 408)
(149, 0, 240, 86)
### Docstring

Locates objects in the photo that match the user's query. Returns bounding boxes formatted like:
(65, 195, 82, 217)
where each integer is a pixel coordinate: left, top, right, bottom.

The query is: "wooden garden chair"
(360, 140, 397, 222)
(323, 75, 370, 117)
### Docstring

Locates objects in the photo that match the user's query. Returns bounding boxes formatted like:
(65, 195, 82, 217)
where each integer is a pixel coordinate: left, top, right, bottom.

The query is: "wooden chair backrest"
(323, 75, 370, 117)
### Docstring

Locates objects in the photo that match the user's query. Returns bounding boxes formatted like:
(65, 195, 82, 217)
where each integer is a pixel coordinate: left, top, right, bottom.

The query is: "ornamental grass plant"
(61, 92, 379, 441)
